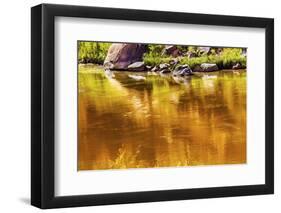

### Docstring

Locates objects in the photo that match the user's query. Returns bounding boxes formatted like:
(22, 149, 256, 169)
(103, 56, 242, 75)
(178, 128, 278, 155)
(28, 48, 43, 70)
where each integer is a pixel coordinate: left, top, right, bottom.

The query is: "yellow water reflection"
(78, 65, 246, 170)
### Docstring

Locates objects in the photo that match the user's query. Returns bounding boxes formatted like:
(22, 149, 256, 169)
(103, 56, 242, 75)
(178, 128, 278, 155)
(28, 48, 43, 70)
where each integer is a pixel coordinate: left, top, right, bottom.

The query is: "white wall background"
(0, 0, 279, 212)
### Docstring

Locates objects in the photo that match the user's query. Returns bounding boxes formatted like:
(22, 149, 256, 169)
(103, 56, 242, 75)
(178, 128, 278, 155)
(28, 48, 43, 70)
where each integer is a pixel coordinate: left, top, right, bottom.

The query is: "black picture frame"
(31, 3, 274, 209)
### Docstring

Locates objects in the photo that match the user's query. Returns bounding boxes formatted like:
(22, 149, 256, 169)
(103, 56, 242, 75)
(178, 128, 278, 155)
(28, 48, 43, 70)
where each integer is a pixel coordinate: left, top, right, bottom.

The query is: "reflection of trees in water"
(78, 65, 246, 170)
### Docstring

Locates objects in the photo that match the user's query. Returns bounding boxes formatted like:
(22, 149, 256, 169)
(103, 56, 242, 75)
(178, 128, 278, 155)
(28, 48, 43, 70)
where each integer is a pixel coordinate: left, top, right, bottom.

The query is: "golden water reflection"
(78, 65, 246, 170)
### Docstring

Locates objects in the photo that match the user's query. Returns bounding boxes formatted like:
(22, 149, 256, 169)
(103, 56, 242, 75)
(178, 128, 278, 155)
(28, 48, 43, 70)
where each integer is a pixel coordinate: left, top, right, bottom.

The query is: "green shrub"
(143, 46, 246, 69)
(78, 41, 111, 64)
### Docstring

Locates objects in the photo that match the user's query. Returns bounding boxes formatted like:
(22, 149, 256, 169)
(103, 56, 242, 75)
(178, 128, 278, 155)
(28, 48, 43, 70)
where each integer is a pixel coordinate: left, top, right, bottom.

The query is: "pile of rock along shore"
(103, 44, 246, 77)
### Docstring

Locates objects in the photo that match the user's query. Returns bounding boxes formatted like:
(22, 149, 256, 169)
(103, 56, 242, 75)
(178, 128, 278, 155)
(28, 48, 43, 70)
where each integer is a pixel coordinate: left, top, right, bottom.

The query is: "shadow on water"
(78, 65, 246, 170)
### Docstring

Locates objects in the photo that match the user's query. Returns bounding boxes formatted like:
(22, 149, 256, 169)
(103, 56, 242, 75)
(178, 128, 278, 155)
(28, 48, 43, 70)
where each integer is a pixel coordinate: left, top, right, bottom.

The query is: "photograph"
(30, 3, 274, 209)
(78, 42, 247, 171)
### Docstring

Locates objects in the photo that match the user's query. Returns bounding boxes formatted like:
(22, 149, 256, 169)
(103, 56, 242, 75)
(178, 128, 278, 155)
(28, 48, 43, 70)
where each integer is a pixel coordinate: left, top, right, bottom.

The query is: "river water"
(78, 64, 246, 170)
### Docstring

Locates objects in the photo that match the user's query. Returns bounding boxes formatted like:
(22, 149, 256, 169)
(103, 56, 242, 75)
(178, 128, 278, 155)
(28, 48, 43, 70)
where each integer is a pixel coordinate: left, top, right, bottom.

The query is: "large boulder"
(104, 44, 146, 70)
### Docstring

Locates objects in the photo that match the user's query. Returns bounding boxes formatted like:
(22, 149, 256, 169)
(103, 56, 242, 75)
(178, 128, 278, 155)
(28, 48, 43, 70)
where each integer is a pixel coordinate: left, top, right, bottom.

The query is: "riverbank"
(78, 42, 246, 75)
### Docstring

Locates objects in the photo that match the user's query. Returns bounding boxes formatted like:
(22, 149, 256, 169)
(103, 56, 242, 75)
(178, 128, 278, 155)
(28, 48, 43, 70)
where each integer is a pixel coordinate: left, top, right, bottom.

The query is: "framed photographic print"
(31, 3, 274, 209)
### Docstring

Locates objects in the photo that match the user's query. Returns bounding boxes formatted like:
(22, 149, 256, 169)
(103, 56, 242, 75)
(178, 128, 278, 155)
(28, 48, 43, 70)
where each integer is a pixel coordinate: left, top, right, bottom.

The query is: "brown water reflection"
(78, 65, 246, 170)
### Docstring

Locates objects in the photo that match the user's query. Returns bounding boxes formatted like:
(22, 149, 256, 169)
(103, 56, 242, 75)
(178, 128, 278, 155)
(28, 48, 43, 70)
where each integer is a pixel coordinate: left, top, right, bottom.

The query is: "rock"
(159, 63, 170, 70)
(104, 61, 114, 69)
(104, 44, 146, 70)
(193, 65, 202, 72)
(186, 51, 197, 58)
(151, 66, 159, 72)
(127, 61, 145, 71)
(215, 48, 223, 55)
(163, 45, 175, 53)
(232, 63, 242, 70)
(173, 68, 192, 76)
(199, 63, 219, 72)
(176, 64, 189, 69)
(159, 69, 171, 74)
(162, 45, 181, 57)
(198, 47, 211, 55)
(146, 65, 152, 70)
(173, 64, 192, 76)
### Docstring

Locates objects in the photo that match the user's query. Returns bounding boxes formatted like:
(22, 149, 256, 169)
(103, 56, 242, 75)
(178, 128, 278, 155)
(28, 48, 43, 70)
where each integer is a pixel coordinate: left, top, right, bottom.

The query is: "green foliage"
(78, 41, 246, 70)
(78, 41, 111, 64)
(180, 56, 209, 69)
(219, 48, 246, 68)
(143, 44, 172, 66)
(188, 46, 197, 52)
(176, 45, 188, 53)
(146, 44, 165, 57)
(144, 56, 172, 66)
(144, 47, 246, 69)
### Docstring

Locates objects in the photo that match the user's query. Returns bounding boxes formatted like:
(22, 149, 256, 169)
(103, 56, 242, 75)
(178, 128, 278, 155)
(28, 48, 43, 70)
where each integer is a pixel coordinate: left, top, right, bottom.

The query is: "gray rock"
(103, 44, 146, 70)
(173, 68, 192, 76)
(127, 61, 145, 71)
(176, 64, 189, 70)
(173, 64, 192, 76)
(215, 48, 223, 55)
(162, 45, 181, 56)
(151, 66, 159, 72)
(193, 65, 203, 72)
(186, 51, 197, 58)
(104, 61, 114, 69)
(232, 63, 242, 70)
(146, 65, 152, 70)
(160, 69, 171, 74)
(198, 47, 211, 55)
(159, 63, 170, 70)
(199, 63, 219, 72)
